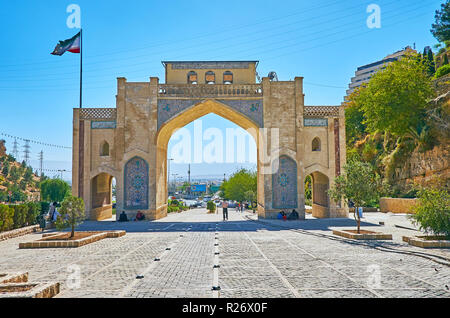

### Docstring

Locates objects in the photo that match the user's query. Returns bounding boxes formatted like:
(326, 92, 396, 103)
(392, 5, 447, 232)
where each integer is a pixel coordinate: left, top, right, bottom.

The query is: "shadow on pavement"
(66, 216, 381, 233)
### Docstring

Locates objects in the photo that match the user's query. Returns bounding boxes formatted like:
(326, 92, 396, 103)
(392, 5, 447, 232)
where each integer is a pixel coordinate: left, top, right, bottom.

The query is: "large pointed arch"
(155, 99, 263, 215)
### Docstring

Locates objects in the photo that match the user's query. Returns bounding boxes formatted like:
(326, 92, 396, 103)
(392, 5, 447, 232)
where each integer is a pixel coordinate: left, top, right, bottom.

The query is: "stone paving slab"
(0, 208, 449, 298)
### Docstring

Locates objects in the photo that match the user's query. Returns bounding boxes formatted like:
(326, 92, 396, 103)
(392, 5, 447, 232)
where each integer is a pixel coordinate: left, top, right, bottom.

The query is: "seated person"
(118, 211, 128, 222)
(136, 211, 145, 221)
(52, 206, 60, 222)
(287, 209, 299, 220)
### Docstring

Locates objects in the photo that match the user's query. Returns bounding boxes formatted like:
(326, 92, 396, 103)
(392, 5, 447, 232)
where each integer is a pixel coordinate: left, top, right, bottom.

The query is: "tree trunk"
(356, 207, 361, 234)
(71, 224, 75, 238)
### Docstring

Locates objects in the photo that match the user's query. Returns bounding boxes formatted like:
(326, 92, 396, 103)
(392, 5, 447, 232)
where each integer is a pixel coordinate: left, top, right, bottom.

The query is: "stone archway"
(155, 99, 263, 218)
(90, 172, 115, 221)
(308, 171, 330, 218)
(72, 60, 348, 220)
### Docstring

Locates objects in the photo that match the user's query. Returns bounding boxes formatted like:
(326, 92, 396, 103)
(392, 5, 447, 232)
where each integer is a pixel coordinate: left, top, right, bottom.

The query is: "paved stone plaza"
(0, 209, 449, 298)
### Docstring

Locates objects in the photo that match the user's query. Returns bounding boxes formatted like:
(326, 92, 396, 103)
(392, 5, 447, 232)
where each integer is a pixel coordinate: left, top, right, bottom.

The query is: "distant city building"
(346, 46, 415, 97)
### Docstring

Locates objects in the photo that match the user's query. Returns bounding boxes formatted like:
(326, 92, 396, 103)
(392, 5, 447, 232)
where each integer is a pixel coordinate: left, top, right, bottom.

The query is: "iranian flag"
(51, 31, 81, 55)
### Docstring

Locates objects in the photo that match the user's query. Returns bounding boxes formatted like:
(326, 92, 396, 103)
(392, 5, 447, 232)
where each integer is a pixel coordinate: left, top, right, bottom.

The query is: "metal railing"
(158, 84, 263, 97)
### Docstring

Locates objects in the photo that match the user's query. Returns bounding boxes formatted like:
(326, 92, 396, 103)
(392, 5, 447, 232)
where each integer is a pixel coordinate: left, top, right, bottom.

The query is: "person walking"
(222, 201, 229, 221)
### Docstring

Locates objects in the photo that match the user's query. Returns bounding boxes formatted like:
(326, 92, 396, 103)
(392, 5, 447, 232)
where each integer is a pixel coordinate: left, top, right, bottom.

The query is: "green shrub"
(0, 204, 14, 232)
(206, 201, 216, 213)
(168, 206, 179, 213)
(410, 183, 450, 237)
(10, 204, 28, 229)
(0, 190, 7, 203)
(25, 202, 40, 225)
(40, 201, 50, 216)
(435, 64, 450, 78)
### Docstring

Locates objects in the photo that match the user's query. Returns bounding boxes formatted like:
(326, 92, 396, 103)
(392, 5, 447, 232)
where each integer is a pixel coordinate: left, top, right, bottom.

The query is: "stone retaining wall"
(379, 197, 417, 214)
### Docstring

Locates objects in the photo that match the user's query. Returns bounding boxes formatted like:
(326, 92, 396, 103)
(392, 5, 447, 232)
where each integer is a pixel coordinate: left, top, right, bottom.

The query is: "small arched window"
(312, 137, 321, 152)
(187, 71, 198, 84)
(205, 71, 215, 84)
(223, 71, 233, 84)
(100, 141, 109, 157)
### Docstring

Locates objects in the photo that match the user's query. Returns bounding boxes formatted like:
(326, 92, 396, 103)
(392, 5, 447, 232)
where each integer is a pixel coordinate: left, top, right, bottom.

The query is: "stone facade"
(72, 61, 347, 220)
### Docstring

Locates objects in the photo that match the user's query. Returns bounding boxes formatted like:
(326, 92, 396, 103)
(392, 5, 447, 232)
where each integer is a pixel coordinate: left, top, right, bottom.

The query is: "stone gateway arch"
(72, 61, 348, 221)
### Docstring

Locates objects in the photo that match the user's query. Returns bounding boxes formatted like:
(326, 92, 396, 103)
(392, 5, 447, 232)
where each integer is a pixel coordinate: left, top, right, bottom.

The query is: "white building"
(346, 46, 414, 97)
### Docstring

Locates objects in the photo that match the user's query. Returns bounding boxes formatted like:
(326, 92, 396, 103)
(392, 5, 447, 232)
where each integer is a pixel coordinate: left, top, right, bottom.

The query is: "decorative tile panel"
(124, 157, 149, 210)
(157, 99, 263, 129)
(217, 99, 263, 127)
(272, 155, 298, 209)
(304, 118, 328, 127)
(91, 121, 117, 129)
(157, 99, 200, 129)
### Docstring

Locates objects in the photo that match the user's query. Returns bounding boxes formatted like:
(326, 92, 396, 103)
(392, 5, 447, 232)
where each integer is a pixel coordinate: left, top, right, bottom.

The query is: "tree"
(427, 48, 436, 75)
(410, 179, 450, 237)
(304, 175, 312, 206)
(352, 53, 434, 137)
(9, 166, 22, 183)
(221, 168, 257, 203)
(328, 160, 382, 233)
(206, 201, 216, 214)
(23, 167, 33, 184)
(0, 190, 7, 203)
(9, 186, 26, 203)
(431, 1, 450, 43)
(344, 87, 367, 146)
(40, 178, 70, 203)
(55, 195, 85, 238)
(443, 53, 449, 65)
(2, 161, 10, 176)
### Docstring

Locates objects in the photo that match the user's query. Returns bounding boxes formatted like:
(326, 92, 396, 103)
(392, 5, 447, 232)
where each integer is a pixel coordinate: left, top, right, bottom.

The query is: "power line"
(0, 0, 391, 80)
(0, 0, 344, 69)
(0, 1, 428, 92)
(0, 132, 71, 149)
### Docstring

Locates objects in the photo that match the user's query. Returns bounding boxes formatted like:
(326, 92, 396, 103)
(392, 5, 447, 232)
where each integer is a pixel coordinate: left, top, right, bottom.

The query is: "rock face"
(394, 144, 450, 188)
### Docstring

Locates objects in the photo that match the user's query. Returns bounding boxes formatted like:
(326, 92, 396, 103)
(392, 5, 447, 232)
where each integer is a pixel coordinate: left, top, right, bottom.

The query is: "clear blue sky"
(0, 0, 442, 180)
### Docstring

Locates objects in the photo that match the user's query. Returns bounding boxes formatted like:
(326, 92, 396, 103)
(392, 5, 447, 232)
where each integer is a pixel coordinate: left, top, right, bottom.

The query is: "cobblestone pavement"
(0, 208, 448, 298)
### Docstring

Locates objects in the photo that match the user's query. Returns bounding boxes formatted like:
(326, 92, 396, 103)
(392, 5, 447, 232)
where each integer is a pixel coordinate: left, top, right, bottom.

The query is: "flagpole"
(79, 29, 83, 109)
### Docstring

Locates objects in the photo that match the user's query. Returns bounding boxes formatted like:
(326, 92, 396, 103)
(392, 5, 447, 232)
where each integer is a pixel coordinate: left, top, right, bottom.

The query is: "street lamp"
(172, 173, 178, 194)
(168, 158, 174, 195)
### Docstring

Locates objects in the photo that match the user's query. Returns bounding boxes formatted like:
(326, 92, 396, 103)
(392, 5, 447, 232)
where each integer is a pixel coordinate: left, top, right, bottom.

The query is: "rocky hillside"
(0, 140, 41, 203)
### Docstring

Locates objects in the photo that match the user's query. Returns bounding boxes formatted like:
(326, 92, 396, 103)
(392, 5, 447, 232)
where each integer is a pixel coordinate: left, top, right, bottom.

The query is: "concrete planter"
(333, 229, 392, 240)
(19, 230, 126, 249)
(402, 235, 450, 248)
